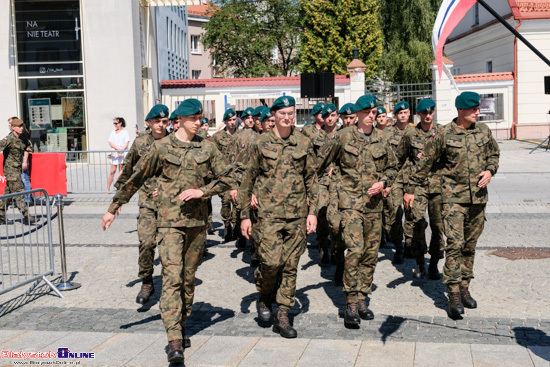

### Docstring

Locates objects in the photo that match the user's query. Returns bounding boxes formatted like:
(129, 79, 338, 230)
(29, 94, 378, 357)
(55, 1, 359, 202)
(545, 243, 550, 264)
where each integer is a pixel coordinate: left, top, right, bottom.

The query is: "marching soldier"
(394, 99, 444, 280)
(301, 101, 325, 133)
(375, 107, 389, 132)
(317, 95, 397, 326)
(115, 104, 170, 305)
(239, 96, 318, 338)
(404, 92, 499, 319)
(386, 101, 412, 263)
(252, 106, 265, 134)
(102, 99, 235, 363)
(213, 109, 239, 242)
(338, 103, 357, 128)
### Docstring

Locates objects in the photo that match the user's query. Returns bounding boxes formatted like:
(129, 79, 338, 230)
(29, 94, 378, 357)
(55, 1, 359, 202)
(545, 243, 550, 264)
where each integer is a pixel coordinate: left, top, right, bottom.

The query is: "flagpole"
(477, 0, 550, 68)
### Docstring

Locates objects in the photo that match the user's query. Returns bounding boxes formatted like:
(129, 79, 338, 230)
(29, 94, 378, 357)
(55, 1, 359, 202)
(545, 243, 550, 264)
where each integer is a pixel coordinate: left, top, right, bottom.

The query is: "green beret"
(259, 108, 273, 122)
(252, 106, 265, 117)
(455, 91, 480, 109)
(175, 98, 203, 117)
(169, 111, 178, 120)
(416, 98, 436, 113)
(355, 95, 377, 111)
(393, 101, 410, 114)
(339, 103, 356, 115)
(376, 107, 387, 116)
(311, 102, 326, 116)
(271, 96, 296, 112)
(321, 104, 337, 118)
(223, 109, 236, 121)
(145, 104, 169, 120)
(241, 107, 254, 118)
(201, 117, 209, 125)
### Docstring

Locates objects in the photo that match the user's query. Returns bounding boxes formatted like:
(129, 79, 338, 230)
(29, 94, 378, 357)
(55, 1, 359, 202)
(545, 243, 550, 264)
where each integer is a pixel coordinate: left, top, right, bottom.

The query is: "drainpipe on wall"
(512, 19, 522, 139)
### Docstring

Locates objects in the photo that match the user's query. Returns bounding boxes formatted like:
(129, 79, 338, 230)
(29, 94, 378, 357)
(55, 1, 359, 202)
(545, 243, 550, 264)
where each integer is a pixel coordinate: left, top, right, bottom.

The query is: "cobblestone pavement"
(0, 140, 549, 366)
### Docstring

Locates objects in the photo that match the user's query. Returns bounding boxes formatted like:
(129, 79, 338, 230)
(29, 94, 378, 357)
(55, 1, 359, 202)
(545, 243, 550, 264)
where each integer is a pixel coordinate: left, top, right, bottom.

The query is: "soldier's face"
(396, 109, 410, 123)
(242, 116, 254, 128)
(253, 117, 263, 132)
(226, 115, 237, 130)
(324, 111, 338, 128)
(356, 108, 376, 126)
(147, 117, 169, 135)
(314, 113, 324, 126)
(341, 114, 356, 127)
(274, 106, 296, 129)
(418, 110, 435, 125)
(171, 120, 180, 131)
(261, 116, 276, 131)
(200, 123, 209, 130)
(11, 125, 23, 136)
(376, 113, 388, 127)
(458, 106, 480, 124)
(179, 114, 201, 135)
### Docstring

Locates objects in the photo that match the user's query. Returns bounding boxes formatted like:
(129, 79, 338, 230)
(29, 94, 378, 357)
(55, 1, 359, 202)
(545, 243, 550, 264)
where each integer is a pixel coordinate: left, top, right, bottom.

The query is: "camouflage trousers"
(220, 192, 236, 226)
(441, 203, 486, 292)
(409, 187, 445, 260)
(385, 183, 411, 245)
(340, 210, 382, 303)
(0, 176, 29, 219)
(316, 185, 330, 250)
(254, 217, 307, 309)
(207, 197, 213, 227)
(248, 209, 260, 253)
(157, 226, 205, 342)
(137, 207, 158, 281)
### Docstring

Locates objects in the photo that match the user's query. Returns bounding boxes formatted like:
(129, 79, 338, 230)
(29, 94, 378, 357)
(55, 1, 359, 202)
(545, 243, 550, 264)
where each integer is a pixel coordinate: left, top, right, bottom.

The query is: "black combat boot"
(23, 215, 36, 225)
(428, 257, 441, 280)
(344, 303, 361, 325)
(167, 339, 184, 363)
(413, 257, 426, 279)
(223, 222, 232, 242)
(257, 293, 272, 322)
(273, 307, 297, 338)
(357, 299, 374, 320)
(392, 242, 404, 264)
(448, 292, 464, 319)
(136, 279, 154, 305)
(183, 333, 191, 349)
(459, 286, 477, 309)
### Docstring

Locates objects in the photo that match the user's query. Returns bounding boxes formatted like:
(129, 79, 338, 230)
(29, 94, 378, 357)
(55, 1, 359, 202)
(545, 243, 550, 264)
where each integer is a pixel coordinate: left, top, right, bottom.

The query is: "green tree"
(202, 0, 301, 77)
(378, 0, 442, 83)
(299, 0, 383, 78)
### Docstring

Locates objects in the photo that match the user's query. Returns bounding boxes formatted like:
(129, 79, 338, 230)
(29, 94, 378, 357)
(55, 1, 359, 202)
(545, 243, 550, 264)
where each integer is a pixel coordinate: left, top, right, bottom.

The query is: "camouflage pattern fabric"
(157, 226, 205, 342)
(254, 217, 307, 309)
(213, 129, 237, 226)
(137, 207, 158, 281)
(410, 186, 445, 259)
(0, 132, 30, 219)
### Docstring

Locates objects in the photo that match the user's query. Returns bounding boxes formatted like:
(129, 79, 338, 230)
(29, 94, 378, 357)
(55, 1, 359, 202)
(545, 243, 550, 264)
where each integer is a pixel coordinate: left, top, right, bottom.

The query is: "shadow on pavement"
(380, 315, 406, 343)
(513, 327, 550, 361)
(0, 275, 64, 316)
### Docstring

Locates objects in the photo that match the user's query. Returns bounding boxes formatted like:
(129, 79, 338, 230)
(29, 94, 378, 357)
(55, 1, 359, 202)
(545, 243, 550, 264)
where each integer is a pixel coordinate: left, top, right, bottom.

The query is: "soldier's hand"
(179, 189, 204, 201)
(367, 181, 384, 196)
(22, 162, 28, 171)
(478, 170, 492, 188)
(382, 187, 391, 198)
(403, 193, 414, 210)
(102, 212, 115, 231)
(241, 219, 252, 239)
(116, 207, 122, 215)
(152, 188, 159, 198)
(230, 189, 238, 203)
(306, 215, 317, 234)
(251, 194, 258, 209)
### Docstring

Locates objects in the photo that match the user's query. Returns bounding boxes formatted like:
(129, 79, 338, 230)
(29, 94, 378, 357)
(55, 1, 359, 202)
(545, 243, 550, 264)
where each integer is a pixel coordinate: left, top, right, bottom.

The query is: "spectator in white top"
(107, 117, 130, 192)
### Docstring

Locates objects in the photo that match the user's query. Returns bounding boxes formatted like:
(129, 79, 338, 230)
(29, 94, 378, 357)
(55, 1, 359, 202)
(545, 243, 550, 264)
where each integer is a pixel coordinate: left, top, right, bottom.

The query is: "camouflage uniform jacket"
(238, 129, 319, 220)
(394, 123, 444, 194)
(213, 129, 236, 161)
(108, 133, 235, 228)
(407, 120, 500, 204)
(317, 126, 398, 213)
(115, 130, 163, 210)
(231, 128, 259, 186)
(0, 132, 28, 180)
(196, 128, 211, 139)
(301, 124, 330, 186)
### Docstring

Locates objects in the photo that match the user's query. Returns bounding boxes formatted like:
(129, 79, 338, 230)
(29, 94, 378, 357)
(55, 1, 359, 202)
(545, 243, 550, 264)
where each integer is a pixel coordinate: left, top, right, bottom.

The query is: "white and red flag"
(432, 0, 478, 80)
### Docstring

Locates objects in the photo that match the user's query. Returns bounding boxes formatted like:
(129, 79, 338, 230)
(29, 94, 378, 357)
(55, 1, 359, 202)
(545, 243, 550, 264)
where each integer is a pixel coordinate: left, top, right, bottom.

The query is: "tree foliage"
(202, 0, 301, 77)
(378, 0, 442, 83)
(298, 0, 383, 78)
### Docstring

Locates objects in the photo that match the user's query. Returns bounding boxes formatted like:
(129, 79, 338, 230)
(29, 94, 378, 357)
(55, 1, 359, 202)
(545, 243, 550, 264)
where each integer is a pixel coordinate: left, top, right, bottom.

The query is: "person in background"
(8, 117, 32, 205)
(107, 117, 130, 192)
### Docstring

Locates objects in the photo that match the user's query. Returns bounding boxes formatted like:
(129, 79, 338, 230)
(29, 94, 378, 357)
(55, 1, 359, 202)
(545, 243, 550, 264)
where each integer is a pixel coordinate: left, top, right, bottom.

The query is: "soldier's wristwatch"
(382, 180, 387, 189)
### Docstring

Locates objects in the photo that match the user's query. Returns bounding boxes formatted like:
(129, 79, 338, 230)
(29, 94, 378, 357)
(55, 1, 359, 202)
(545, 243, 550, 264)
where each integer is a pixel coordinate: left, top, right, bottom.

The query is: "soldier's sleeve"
(393, 133, 409, 170)
(485, 132, 500, 175)
(114, 141, 139, 190)
(200, 142, 235, 198)
(0, 136, 10, 152)
(107, 145, 160, 214)
(237, 142, 261, 219)
(304, 144, 320, 217)
(316, 135, 341, 175)
(381, 144, 399, 187)
(406, 132, 444, 194)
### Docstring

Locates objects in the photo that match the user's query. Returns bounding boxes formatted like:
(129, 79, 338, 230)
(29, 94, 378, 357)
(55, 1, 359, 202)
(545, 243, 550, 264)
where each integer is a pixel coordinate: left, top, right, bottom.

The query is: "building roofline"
(453, 72, 514, 83)
(161, 75, 351, 89)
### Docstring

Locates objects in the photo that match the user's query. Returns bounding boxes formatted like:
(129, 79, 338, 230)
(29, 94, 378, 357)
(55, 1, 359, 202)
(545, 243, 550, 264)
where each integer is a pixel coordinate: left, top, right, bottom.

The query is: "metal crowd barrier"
(0, 189, 63, 298)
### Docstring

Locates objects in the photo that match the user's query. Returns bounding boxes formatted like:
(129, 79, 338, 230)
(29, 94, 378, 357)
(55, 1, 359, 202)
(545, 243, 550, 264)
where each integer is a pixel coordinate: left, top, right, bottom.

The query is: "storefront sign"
(28, 98, 52, 129)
